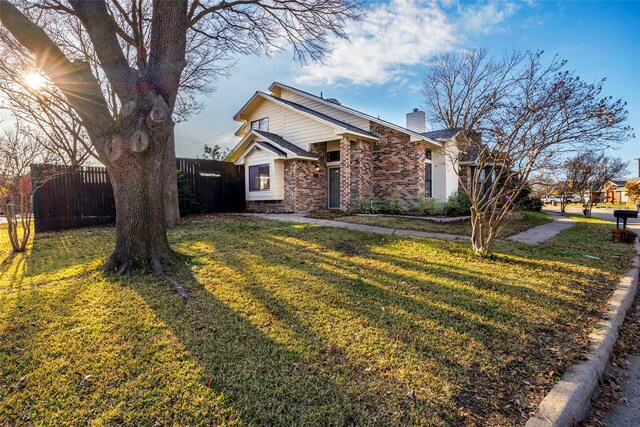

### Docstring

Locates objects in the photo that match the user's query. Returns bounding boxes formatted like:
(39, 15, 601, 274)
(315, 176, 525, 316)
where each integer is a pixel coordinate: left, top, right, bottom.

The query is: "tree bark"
(163, 132, 180, 227)
(104, 128, 175, 273)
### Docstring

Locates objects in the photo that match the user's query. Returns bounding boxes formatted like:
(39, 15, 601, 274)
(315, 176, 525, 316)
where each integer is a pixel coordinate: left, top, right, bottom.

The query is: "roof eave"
(336, 130, 379, 142)
(271, 81, 442, 145)
(232, 91, 263, 122)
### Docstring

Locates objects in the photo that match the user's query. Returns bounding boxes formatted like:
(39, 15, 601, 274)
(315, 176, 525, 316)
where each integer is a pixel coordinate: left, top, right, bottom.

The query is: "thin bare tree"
(0, 125, 54, 252)
(0, 56, 95, 167)
(422, 49, 633, 255)
(565, 152, 628, 217)
(0, 0, 362, 280)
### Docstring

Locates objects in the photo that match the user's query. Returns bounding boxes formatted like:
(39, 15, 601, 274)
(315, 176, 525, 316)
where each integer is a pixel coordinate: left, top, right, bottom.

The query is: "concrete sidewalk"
(506, 211, 576, 244)
(247, 211, 575, 244)
(247, 213, 469, 240)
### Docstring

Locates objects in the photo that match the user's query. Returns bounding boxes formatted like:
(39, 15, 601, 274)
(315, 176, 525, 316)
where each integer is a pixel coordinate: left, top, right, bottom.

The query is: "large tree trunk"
(163, 132, 180, 227)
(102, 99, 177, 274)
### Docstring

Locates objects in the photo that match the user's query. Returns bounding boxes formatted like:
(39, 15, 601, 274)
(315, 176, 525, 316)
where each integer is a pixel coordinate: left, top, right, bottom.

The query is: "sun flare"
(23, 71, 46, 90)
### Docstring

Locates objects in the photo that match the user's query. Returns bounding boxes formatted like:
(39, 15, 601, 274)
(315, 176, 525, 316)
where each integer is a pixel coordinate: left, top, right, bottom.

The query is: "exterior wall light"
(313, 163, 321, 173)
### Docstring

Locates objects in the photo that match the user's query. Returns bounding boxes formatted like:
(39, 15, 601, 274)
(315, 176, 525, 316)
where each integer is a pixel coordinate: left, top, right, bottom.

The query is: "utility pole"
(635, 158, 640, 178)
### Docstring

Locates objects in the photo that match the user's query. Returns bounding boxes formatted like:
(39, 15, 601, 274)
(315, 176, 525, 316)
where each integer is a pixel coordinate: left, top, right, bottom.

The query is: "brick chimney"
(406, 108, 426, 133)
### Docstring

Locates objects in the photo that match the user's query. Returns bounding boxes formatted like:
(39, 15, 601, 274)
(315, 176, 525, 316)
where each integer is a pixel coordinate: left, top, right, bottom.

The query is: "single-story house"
(228, 82, 473, 212)
(602, 179, 639, 204)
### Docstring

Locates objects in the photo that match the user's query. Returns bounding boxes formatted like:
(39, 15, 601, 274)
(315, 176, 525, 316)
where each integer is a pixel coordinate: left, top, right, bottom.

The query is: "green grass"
(0, 214, 634, 426)
(336, 210, 552, 238)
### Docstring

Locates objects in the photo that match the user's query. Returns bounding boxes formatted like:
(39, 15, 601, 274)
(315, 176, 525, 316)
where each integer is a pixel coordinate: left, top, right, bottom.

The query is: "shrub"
(357, 197, 385, 214)
(512, 184, 543, 212)
(414, 195, 446, 216)
(518, 196, 543, 212)
(384, 198, 409, 214)
(177, 169, 204, 215)
(357, 197, 408, 214)
(446, 191, 472, 216)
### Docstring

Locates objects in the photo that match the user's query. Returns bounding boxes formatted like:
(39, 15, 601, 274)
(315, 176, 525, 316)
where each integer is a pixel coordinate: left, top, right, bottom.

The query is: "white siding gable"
(244, 97, 340, 151)
(279, 89, 370, 130)
(245, 100, 284, 135)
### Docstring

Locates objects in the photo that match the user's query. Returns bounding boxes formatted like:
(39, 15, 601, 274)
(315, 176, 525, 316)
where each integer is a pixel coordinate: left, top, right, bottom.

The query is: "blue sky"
(176, 0, 639, 173)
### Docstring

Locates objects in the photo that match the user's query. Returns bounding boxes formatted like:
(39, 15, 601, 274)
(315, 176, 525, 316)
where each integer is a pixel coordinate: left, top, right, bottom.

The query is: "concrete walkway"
(247, 213, 469, 240)
(506, 211, 576, 244)
(248, 211, 575, 244)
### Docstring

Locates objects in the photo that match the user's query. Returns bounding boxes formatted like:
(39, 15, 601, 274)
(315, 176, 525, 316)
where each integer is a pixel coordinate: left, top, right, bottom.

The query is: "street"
(544, 205, 640, 231)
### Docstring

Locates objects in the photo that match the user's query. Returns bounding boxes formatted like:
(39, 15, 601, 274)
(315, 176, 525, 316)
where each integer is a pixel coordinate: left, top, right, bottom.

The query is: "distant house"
(228, 82, 474, 212)
(602, 179, 639, 203)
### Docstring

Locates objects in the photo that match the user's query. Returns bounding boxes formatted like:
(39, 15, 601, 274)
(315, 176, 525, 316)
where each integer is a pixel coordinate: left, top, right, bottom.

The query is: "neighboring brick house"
(228, 82, 466, 212)
(602, 179, 639, 204)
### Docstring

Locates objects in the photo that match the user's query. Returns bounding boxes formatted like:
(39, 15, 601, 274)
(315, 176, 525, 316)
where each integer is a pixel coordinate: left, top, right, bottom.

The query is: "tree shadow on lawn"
(125, 265, 399, 426)
(2, 216, 619, 426)
(18, 226, 114, 284)
(166, 222, 599, 424)
(0, 250, 29, 290)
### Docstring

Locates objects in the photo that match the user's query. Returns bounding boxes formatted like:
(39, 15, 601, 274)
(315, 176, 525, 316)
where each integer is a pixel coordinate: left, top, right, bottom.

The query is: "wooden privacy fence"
(31, 159, 245, 232)
(32, 164, 115, 232)
(176, 158, 246, 215)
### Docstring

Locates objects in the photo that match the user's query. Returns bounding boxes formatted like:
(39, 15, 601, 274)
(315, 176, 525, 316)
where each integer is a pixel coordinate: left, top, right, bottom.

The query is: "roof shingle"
(252, 130, 319, 159)
(421, 128, 462, 140)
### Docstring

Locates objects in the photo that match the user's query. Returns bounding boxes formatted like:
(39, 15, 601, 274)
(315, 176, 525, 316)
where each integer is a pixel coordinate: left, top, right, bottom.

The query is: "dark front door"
(329, 167, 340, 209)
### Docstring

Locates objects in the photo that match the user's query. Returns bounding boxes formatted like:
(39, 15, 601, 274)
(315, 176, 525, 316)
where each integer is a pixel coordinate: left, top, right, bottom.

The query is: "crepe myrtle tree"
(422, 48, 633, 256)
(565, 152, 628, 217)
(0, 0, 361, 279)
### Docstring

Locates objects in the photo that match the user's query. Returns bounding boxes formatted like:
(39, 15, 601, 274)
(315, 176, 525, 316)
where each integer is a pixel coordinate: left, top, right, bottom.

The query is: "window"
(327, 151, 340, 162)
(251, 117, 269, 131)
(425, 149, 432, 160)
(425, 163, 432, 198)
(249, 164, 270, 191)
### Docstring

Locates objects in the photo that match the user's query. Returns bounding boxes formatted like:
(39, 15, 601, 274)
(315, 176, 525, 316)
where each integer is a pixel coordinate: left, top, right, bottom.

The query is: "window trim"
(327, 150, 340, 163)
(248, 163, 271, 192)
(425, 162, 433, 198)
(425, 148, 432, 161)
(250, 117, 269, 132)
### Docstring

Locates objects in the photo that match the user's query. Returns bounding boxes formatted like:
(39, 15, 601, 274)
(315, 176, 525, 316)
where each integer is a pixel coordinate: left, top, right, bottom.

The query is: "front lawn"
(336, 210, 552, 237)
(0, 214, 633, 426)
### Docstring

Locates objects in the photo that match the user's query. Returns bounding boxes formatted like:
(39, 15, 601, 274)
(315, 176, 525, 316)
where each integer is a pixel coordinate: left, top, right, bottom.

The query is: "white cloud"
(295, 0, 520, 86)
(459, 1, 518, 34)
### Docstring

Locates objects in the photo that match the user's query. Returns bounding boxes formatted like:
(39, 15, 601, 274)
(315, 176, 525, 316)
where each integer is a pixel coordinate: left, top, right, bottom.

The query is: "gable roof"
(234, 91, 378, 141)
(611, 179, 628, 187)
(253, 141, 287, 157)
(229, 129, 319, 163)
(268, 82, 442, 146)
(422, 128, 462, 141)
(252, 130, 319, 159)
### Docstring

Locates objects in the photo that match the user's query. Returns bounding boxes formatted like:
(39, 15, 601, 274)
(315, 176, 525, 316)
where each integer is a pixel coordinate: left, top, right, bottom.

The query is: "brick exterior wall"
(258, 124, 478, 213)
(246, 200, 286, 212)
(339, 137, 351, 210)
(457, 131, 483, 193)
(283, 142, 327, 212)
(351, 139, 374, 205)
(370, 122, 425, 206)
(458, 165, 472, 192)
(340, 136, 374, 210)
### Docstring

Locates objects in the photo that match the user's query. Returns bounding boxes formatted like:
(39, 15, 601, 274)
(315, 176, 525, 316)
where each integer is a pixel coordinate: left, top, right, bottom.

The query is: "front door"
(329, 167, 340, 209)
